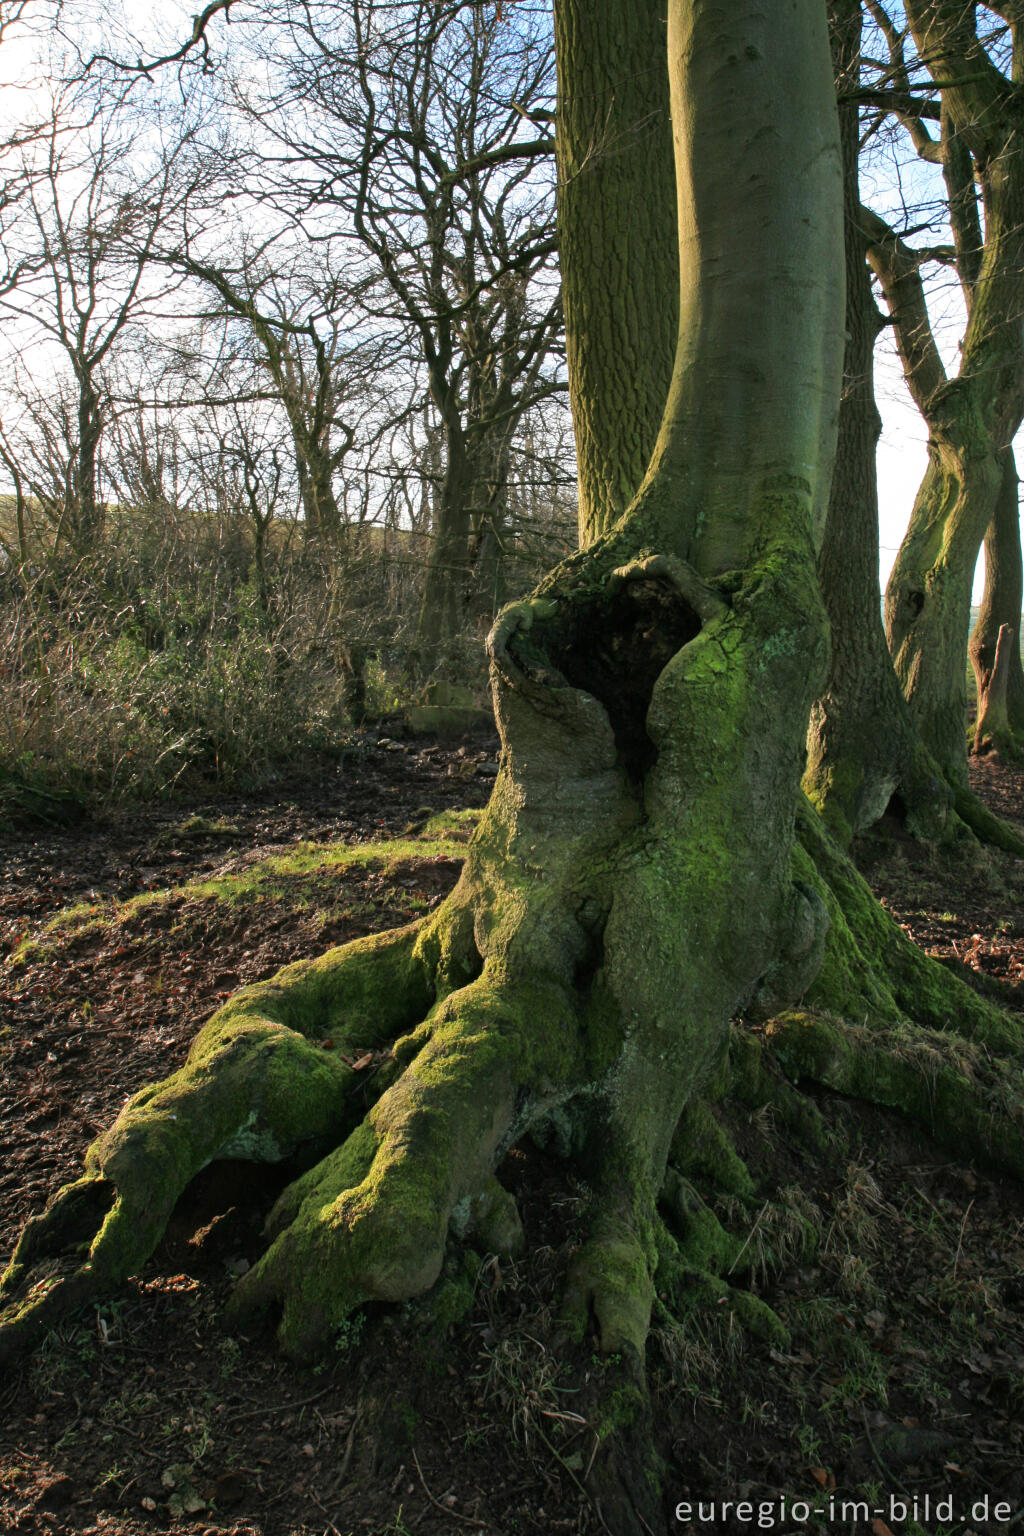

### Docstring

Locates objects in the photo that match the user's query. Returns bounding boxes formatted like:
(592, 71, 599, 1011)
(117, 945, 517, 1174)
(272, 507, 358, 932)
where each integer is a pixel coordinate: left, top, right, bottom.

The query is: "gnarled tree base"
(3, 539, 1024, 1535)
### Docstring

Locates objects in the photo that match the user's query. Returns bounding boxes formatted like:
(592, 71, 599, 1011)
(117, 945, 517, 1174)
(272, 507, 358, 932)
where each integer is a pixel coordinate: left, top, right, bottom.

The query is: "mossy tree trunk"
(804, 0, 950, 844)
(882, 395, 1003, 783)
(969, 448, 1024, 749)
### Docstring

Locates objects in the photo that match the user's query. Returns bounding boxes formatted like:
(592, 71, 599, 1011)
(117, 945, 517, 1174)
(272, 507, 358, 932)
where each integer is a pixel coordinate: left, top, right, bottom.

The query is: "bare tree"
(0, 89, 200, 551)
(168, 238, 391, 545)
(232, 0, 564, 659)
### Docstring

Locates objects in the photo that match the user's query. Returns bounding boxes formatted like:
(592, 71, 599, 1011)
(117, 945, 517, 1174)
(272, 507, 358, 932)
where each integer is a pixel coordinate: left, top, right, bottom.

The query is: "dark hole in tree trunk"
(552, 581, 701, 781)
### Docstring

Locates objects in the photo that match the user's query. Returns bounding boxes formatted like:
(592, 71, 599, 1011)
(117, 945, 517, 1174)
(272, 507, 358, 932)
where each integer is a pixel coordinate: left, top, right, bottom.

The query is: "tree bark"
(969, 447, 1024, 746)
(554, 0, 678, 544)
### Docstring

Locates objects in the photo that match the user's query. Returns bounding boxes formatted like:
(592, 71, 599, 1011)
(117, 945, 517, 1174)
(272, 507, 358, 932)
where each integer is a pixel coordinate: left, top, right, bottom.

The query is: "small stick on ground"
(412, 1446, 489, 1529)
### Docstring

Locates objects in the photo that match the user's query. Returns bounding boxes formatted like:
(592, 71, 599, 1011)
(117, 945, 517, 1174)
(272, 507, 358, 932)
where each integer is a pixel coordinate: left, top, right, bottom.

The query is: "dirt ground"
(2, 733, 1024, 1536)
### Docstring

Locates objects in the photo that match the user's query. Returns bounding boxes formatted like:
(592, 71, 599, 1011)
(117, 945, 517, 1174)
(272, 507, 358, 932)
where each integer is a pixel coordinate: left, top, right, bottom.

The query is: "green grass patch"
(9, 809, 481, 965)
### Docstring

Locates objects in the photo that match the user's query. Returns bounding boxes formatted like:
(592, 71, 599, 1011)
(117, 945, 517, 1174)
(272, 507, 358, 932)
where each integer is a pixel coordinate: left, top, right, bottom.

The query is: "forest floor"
(2, 730, 1024, 1536)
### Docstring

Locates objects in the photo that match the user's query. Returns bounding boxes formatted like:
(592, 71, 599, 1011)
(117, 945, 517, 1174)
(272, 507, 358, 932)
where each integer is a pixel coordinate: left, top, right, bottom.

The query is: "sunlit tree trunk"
(969, 448, 1024, 749)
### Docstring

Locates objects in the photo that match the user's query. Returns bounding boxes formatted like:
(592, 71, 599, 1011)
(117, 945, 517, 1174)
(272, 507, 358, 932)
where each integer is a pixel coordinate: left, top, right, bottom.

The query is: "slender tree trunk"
(876, 1, 1024, 784)
(554, 0, 678, 544)
(466, 430, 512, 623)
(885, 426, 1002, 784)
(253, 519, 271, 615)
(974, 621, 1013, 752)
(74, 375, 104, 553)
(969, 447, 1024, 745)
(415, 418, 473, 658)
(293, 434, 343, 544)
(805, 0, 950, 843)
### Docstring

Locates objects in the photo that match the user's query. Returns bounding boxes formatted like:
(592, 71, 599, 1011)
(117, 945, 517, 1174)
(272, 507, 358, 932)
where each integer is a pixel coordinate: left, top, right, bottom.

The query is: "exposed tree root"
(952, 781, 1024, 856)
(765, 1011, 1024, 1177)
(225, 961, 583, 1358)
(0, 924, 433, 1362)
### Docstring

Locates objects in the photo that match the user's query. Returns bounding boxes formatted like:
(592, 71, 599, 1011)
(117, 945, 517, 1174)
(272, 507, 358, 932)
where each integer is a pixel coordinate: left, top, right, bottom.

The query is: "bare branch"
(86, 0, 236, 80)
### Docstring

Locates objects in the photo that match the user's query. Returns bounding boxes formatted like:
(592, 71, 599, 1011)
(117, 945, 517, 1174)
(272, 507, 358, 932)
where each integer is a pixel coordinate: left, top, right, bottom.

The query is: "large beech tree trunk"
(0, 0, 845, 1364)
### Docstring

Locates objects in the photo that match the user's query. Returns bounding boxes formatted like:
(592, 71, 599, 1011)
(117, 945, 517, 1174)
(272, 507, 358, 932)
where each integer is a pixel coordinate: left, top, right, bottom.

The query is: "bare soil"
(2, 738, 1024, 1536)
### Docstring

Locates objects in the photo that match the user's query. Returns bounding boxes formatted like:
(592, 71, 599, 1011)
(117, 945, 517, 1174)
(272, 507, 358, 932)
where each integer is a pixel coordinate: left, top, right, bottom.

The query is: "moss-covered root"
(797, 802, 1024, 1056)
(653, 1218, 788, 1344)
(0, 924, 432, 1364)
(563, 1206, 657, 1360)
(766, 1009, 1024, 1180)
(226, 964, 583, 1360)
(953, 782, 1024, 857)
(577, 1348, 664, 1536)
